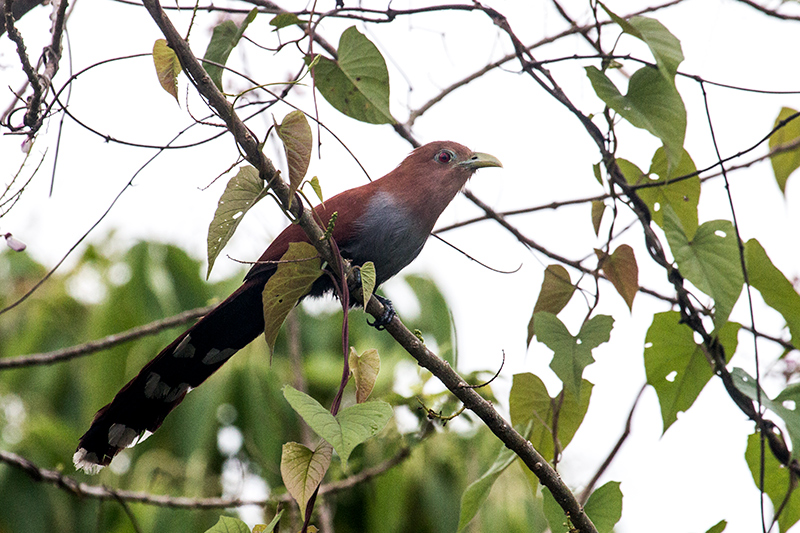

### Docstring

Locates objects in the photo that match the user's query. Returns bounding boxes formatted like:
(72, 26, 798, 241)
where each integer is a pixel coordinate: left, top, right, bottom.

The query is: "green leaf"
(359, 261, 376, 306)
(262, 242, 322, 353)
(645, 312, 738, 432)
(457, 444, 517, 531)
(584, 481, 623, 533)
(769, 107, 800, 194)
(202, 9, 258, 90)
(733, 368, 800, 461)
(270, 12, 303, 30)
(745, 239, 800, 346)
(535, 313, 613, 397)
(745, 432, 800, 531)
(405, 275, 456, 366)
(620, 148, 700, 240)
(509, 373, 592, 469)
(281, 441, 332, 520)
(275, 110, 312, 206)
(586, 65, 686, 174)
(528, 265, 575, 345)
(348, 347, 380, 403)
(599, 4, 683, 79)
(308, 176, 324, 203)
(596, 244, 638, 311)
(705, 520, 727, 533)
(542, 487, 570, 533)
(152, 39, 181, 103)
(310, 26, 394, 124)
(591, 200, 605, 236)
(206, 165, 269, 278)
(663, 208, 744, 329)
(283, 386, 393, 471)
(259, 511, 284, 533)
(204, 515, 251, 533)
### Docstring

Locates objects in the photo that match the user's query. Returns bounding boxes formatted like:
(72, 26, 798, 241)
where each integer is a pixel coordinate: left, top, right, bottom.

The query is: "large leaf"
(204, 516, 250, 533)
(528, 265, 575, 345)
(535, 312, 613, 398)
(310, 26, 394, 124)
(645, 312, 738, 432)
(202, 9, 258, 90)
(599, 4, 683, 79)
(509, 373, 592, 466)
(595, 244, 638, 311)
(663, 208, 744, 329)
(206, 165, 269, 278)
(745, 432, 800, 531)
(768, 107, 800, 194)
(584, 481, 623, 533)
(262, 242, 322, 353)
(281, 441, 332, 520)
(152, 39, 181, 103)
(586, 65, 686, 174)
(283, 386, 393, 471)
(745, 239, 800, 346)
(275, 110, 312, 206)
(733, 368, 800, 461)
(457, 444, 517, 531)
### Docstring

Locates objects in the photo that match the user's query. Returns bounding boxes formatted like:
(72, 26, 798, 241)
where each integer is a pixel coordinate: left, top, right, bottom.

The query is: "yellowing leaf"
(359, 261, 376, 306)
(349, 347, 380, 403)
(528, 265, 575, 345)
(262, 242, 322, 353)
(206, 166, 269, 278)
(591, 200, 605, 236)
(152, 39, 181, 103)
(309, 176, 324, 203)
(769, 107, 800, 194)
(275, 110, 312, 207)
(596, 244, 638, 311)
(280, 441, 332, 520)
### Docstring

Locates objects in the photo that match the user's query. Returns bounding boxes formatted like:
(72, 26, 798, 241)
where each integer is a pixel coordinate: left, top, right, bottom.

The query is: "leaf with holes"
(309, 26, 394, 124)
(203, 9, 257, 90)
(645, 311, 738, 432)
(528, 265, 575, 345)
(733, 368, 800, 461)
(207, 165, 269, 278)
(745, 238, 800, 346)
(281, 441, 332, 520)
(283, 386, 393, 471)
(349, 347, 380, 403)
(275, 110, 312, 207)
(621, 147, 700, 240)
(586, 65, 686, 174)
(596, 245, 638, 311)
(152, 39, 181, 103)
(535, 312, 612, 398)
(769, 107, 800, 194)
(663, 208, 744, 329)
(744, 432, 800, 532)
(262, 242, 322, 354)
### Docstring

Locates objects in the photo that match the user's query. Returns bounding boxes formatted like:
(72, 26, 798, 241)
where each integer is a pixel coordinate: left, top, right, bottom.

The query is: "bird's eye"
(435, 150, 454, 164)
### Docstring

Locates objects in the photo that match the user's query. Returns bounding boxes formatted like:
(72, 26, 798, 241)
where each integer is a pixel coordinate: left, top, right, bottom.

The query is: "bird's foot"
(367, 294, 395, 331)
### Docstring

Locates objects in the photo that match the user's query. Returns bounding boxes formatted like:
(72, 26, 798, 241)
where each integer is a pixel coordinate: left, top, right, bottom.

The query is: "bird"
(73, 141, 502, 473)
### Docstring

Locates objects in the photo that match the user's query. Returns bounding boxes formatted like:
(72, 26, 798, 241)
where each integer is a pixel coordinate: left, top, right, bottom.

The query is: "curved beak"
(461, 151, 503, 170)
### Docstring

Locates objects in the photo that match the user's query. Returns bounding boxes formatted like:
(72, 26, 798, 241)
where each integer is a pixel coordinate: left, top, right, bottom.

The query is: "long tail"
(74, 274, 269, 473)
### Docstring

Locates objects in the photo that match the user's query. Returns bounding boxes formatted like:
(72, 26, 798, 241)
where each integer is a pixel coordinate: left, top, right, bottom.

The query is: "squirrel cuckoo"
(74, 141, 501, 473)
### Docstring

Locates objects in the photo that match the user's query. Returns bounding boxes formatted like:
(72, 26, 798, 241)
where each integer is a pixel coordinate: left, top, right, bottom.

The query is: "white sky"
(2, 1, 800, 531)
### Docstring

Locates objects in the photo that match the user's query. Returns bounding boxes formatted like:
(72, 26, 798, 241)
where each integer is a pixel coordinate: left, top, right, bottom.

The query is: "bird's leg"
(367, 294, 396, 331)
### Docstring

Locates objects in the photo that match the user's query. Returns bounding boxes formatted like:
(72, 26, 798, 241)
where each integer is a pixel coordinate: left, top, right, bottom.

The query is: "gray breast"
(342, 191, 428, 286)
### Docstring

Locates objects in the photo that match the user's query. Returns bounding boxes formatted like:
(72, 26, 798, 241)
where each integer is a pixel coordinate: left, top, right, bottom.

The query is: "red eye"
(435, 150, 453, 164)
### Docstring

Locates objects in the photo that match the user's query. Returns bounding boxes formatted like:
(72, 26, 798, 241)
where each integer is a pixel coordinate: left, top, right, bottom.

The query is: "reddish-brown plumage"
(74, 141, 501, 473)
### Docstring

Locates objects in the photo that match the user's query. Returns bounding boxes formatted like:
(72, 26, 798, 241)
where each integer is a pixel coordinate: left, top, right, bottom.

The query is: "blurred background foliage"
(0, 239, 540, 532)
